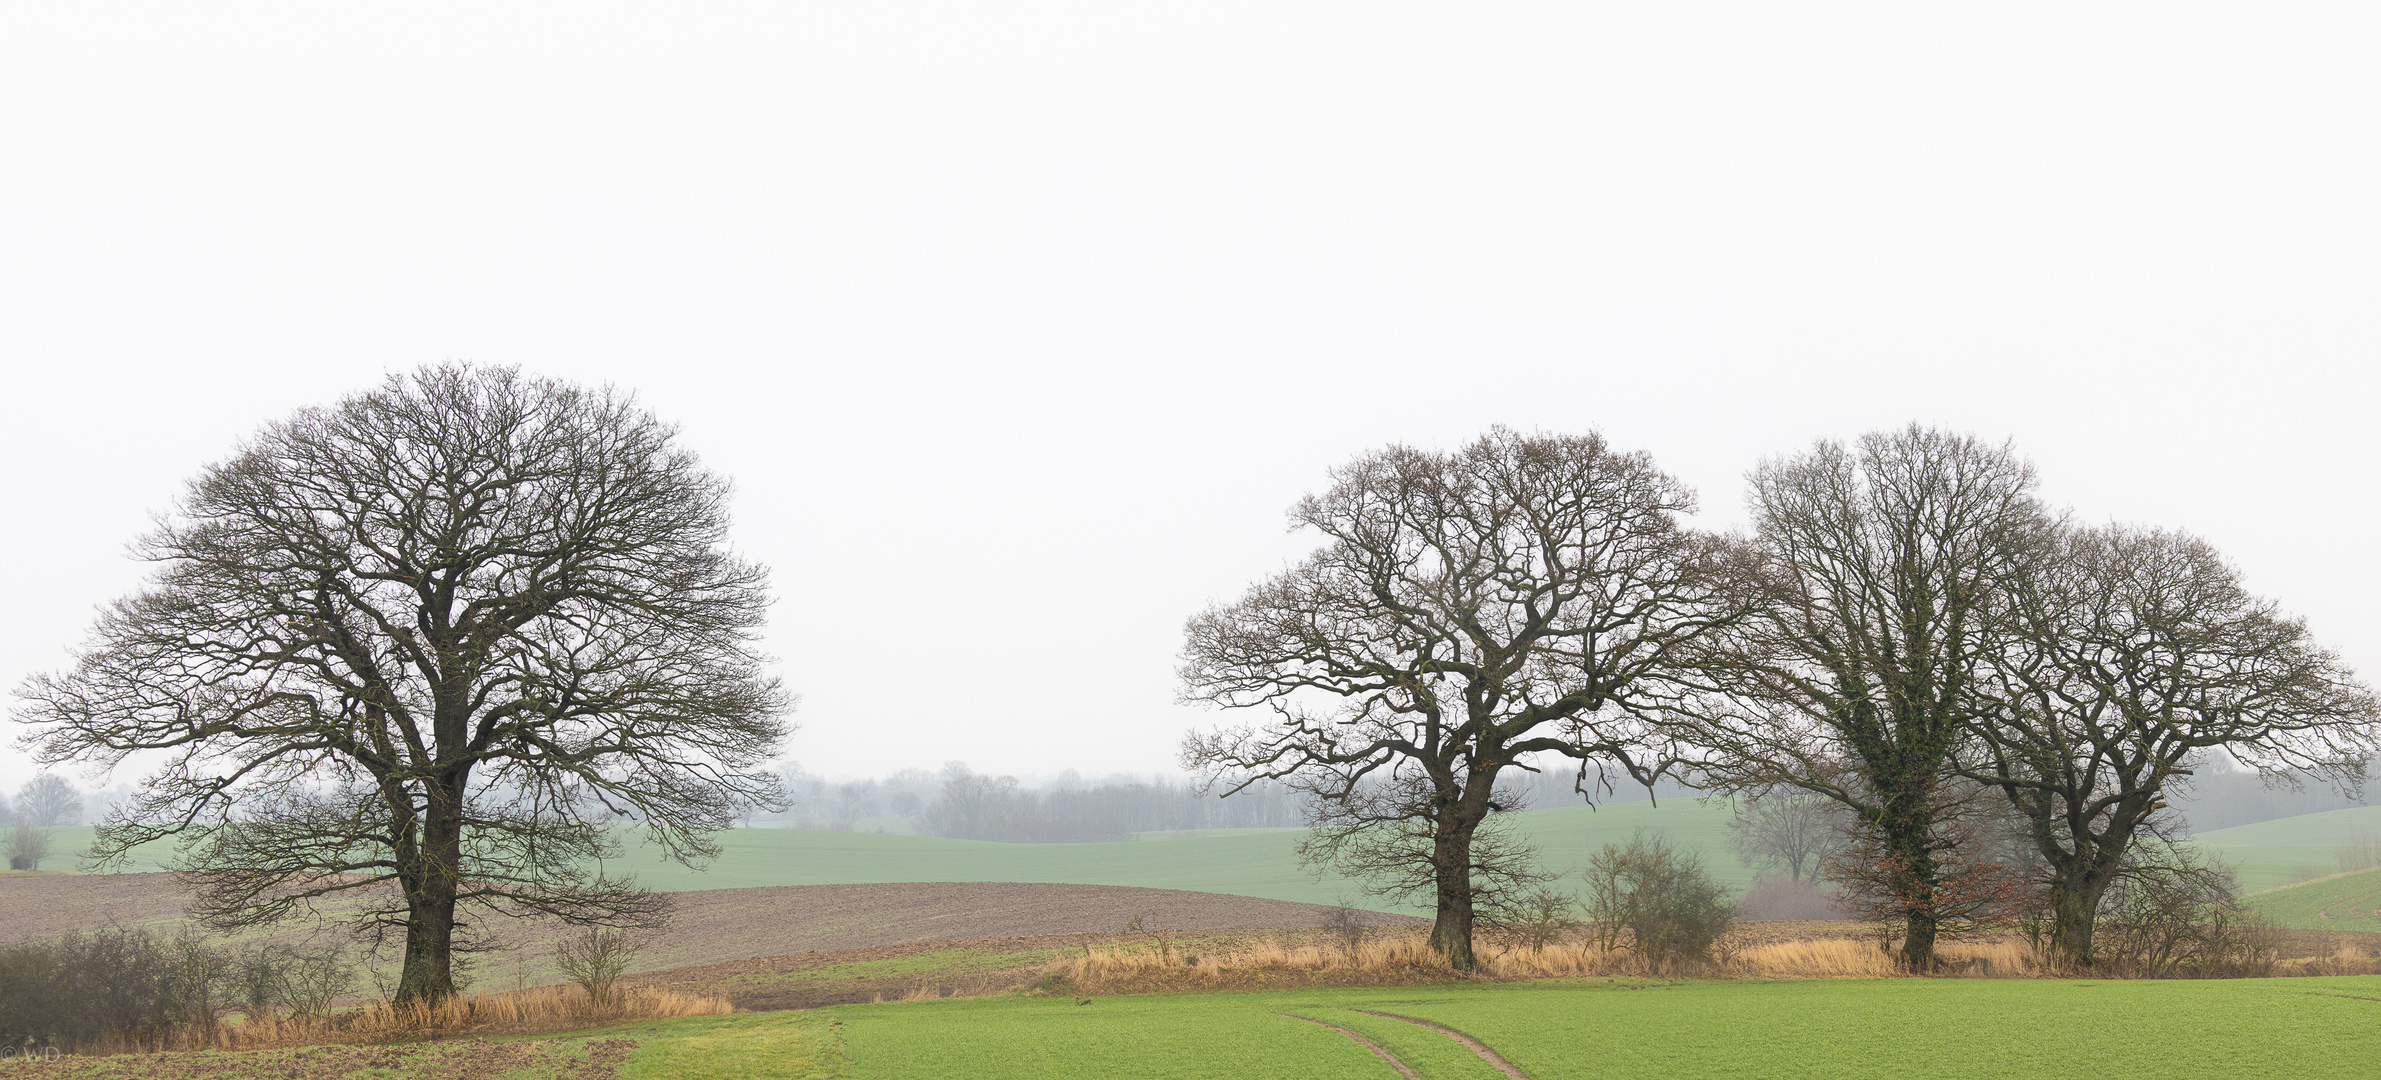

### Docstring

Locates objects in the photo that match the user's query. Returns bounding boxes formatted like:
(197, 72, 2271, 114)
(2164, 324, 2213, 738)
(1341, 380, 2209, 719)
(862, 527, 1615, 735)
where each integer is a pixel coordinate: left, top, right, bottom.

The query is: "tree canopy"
(1180, 428, 1748, 968)
(16, 365, 791, 1002)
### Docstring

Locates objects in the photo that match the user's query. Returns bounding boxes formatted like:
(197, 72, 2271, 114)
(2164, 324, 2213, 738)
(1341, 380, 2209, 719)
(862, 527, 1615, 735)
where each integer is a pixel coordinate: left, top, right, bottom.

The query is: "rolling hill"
(2240, 866, 2381, 932)
(2190, 804, 2381, 894)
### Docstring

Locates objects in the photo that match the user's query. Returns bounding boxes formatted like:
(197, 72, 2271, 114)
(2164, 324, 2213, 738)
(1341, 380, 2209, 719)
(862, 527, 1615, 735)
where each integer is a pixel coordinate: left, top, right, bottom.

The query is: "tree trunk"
(1880, 795, 1942, 971)
(2044, 832, 2130, 971)
(394, 877, 459, 1002)
(394, 799, 466, 1003)
(2047, 878, 2100, 969)
(1427, 816, 1480, 971)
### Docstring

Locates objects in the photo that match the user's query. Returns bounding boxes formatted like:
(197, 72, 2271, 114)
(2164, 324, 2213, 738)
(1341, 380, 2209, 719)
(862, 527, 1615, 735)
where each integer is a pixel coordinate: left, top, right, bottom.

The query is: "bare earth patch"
(1, 874, 1420, 978)
(29, 1038, 636, 1080)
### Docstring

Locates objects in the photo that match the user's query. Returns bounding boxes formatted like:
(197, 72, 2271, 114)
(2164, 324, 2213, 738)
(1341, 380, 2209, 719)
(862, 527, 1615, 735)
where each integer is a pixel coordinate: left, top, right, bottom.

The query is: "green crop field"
(2195, 805, 2381, 895)
(2243, 866, 2381, 932)
(562, 975, 2381, 1079)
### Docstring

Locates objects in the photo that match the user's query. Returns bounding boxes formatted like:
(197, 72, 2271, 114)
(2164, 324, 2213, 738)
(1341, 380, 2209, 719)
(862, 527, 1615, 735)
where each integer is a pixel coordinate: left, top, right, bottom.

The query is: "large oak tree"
(1971, 524, 2378, 967)
(16, 365, 791, 1002)
(1180, 429, 1747, 969)
(1685, 426, 2051, 969)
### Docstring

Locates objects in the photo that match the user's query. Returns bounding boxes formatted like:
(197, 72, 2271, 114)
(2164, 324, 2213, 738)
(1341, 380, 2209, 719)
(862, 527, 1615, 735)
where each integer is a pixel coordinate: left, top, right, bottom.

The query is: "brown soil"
(0, 874, 1421, 984)
(623, 925, 1408, 1010)
(27, 1038, 636, 1080)
(646, 881, 1417, 964)
(0, 873, 196, 940)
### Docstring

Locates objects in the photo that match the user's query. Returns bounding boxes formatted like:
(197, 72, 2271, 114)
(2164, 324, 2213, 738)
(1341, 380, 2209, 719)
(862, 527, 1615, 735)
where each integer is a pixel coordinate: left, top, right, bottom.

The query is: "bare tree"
(553, 926, 639, 1006)
(1725, 788, 1847, 883)
(1685, 426, 2051, 970)
(15, 775, 82, 827)
(1180, 429, 1748, 969)
(15, 365, 792, 1003)
(1969, 524, 2379, 967)
(1581, 832, 1736, 964)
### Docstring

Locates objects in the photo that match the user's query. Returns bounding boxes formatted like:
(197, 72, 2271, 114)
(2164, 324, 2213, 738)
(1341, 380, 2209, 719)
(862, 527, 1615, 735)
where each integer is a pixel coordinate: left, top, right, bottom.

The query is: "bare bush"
(2097, 851, 2280, 978)
(1583, 833, 1736, 964)
(3, 826, 53, 871)
(552, 927, 639, 1007)
(1321, 898, 1371, 955)
(1503, 887, 1581, 954)
(0, 927, 213, 1051)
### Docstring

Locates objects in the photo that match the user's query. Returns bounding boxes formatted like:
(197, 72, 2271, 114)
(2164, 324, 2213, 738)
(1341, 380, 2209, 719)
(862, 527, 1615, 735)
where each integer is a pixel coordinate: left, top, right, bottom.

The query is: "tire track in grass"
(1274, 1013, 1421, 1079)
(1352, 1010, 1532, 1079)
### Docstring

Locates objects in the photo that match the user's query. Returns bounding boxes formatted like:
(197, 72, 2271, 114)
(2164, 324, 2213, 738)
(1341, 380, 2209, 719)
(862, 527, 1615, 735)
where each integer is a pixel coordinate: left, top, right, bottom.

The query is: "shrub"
(1321, 898, 1371, 955)
(1503, 887, 1581, 954)
(2097, 852, 2280, 978)
(0, 927, 207, 1051)
(3, 825, 53, 871)
(553, 927, 639, 1006)
(1583, 833, 1736, 964)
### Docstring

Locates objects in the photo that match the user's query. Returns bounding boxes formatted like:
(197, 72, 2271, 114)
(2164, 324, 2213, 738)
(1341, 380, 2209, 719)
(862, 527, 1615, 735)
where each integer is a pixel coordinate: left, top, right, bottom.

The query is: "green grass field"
(2195, 805, 2381, 894)
(572, 975, 2381, 1079)
(2242, 866, 2381, 933)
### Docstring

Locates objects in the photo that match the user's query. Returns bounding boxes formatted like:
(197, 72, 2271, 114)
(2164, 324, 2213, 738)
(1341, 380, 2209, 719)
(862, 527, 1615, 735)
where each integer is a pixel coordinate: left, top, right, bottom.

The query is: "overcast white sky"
(4, 4, 2377, 793)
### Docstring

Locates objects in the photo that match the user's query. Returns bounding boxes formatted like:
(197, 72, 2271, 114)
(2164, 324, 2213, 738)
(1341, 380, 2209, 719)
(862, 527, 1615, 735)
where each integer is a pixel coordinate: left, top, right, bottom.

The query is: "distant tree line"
(765, 763, 1312, 840)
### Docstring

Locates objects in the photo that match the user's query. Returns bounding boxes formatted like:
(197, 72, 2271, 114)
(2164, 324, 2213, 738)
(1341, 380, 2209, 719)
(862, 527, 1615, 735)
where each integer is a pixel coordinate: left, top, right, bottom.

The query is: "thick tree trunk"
(2047, 879, 2100, 968)
(2044, 830, 2130, 971)
(1428, 816, 1480, 971)
(395, 885, 459, 1003)
(1880, 794, 1942, 971)
(394, 796, 466, 1003)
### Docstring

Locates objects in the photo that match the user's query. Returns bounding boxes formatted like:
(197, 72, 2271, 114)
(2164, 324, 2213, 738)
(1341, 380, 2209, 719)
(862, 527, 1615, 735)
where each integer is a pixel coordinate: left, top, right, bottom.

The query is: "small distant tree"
(1321, 896, 1372, 955)
(1582, 833, 1735, 964)
(1726, 788, 1847, 883)
(15, 775, 81, 827)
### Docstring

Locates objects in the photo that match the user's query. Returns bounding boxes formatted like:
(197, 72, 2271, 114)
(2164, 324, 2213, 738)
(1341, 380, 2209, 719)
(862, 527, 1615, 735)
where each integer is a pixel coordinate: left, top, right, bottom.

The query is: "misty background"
(5, 6, 2378, 818)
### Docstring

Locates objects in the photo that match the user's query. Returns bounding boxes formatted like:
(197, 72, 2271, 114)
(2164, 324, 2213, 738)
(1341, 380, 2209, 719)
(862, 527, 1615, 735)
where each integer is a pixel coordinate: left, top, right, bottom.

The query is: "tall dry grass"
(870, 927, 2381, 1003)
(97, 984, 731, 1054)
(1038, 930, 2067, 995)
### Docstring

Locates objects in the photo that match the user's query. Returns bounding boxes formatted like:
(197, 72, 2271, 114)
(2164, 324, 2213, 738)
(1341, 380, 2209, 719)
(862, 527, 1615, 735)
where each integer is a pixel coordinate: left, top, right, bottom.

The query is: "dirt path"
(1277, 1013, 1421, 1080)
(1355, 1010, 1532, 1080)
